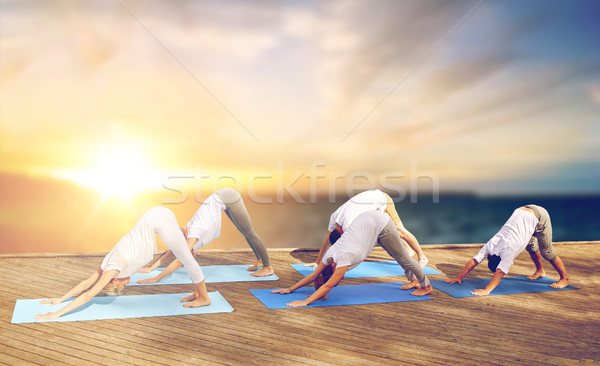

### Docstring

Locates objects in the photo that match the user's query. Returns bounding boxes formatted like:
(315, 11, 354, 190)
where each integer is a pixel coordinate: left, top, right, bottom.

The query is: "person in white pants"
(137, 188, 274, 284)
(35, 206, 210, 321)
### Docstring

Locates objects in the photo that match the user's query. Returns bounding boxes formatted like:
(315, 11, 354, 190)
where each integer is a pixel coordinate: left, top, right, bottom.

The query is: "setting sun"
(52, 142, 163, 200)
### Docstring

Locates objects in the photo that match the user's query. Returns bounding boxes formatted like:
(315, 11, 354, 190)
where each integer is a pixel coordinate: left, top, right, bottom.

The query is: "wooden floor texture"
(1, 242, 599, 365)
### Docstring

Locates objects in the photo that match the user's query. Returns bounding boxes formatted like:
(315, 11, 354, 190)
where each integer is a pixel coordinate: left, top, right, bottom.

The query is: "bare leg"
(527, 250, 546, 280)
(181, 281, 211, 307)
(548, 256, 570, 288)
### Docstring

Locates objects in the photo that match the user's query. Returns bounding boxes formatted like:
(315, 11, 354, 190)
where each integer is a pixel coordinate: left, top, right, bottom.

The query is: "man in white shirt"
(314, 189, 428, 268)
(272, 211, 432, 307)
(445, 205, 570, 296)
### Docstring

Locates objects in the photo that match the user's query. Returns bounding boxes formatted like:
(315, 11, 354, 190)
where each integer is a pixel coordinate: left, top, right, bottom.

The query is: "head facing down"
(487, 254, 501, 273)
(314, 264, 335, 290)
(103, 277, 130, 296)
(329, 230, 342, 245)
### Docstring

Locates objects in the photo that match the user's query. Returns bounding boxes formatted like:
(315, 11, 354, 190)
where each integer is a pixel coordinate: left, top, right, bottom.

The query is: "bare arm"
(445, 258, 480, 284)
(286, 265, 348, 307)
(40, 268, 102, 306)
(313, 232, 332, 266)
(271, 262, 328, 294)
(472, 269, 505, 296)
(139, 250, 175, 273)
(397, 226, 422, 255)
(35, 269, 119, 320)
(138, 258, 183, 284)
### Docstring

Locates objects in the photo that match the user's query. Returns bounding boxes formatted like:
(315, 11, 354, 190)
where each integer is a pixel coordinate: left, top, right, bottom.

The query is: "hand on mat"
(35, 312, 59, 321)
(303, 263, 317, 268)
(445, 278, 462, 285)
(138, 267, 153, 274)
(286, 300, 309, 307)
(271, 288, 292, 294)
(39, 298, 61, 306)
(470, 288, 490, 296)
(137, 277, 158, 284)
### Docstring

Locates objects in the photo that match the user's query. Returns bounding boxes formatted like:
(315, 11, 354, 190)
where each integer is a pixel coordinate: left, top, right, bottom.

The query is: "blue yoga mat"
(249, 282, 432, 309)
(431, 276, 579, 298)
(291, 261, 441, 278)
(129, 265, 278, 285)
(12, 291, 233, 323)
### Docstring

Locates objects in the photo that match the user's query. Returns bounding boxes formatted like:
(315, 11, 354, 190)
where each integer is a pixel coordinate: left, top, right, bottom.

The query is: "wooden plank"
(0, 244, 599, 365)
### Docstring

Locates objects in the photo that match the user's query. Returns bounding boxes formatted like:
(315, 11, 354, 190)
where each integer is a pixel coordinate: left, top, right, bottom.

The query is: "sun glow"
(53, 143, 163, 200)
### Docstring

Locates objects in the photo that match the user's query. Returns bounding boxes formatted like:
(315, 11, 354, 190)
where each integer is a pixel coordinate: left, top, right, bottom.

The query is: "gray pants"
(378, 218, 430, 287)
(215, 188, 271, 267)
(524, 204, 557, 262)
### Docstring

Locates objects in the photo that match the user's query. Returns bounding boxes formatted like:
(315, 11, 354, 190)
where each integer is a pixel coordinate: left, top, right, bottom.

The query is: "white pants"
(145, 207, 204, 283)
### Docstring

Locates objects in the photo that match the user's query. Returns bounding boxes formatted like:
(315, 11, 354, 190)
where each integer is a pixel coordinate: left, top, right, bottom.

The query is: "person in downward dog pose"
(310, 189, 428, 269)
(445, 204, 570, 296)
(35, 206, 210, 320)
(272, 210, 432, 307)
(138, 188, 273, 283)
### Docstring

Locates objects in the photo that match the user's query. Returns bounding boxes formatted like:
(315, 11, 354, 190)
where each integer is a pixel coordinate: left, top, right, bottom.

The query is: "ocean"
(393, 194, 600, 245)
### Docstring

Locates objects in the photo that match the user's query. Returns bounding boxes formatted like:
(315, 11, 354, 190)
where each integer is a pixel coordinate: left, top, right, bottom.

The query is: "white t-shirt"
(101, 211, 158, 279)
(473, 209, 539, 274)
(328, 189, 388, 232)
(323, 210, 389, 270)
(185, 193, 226, 250)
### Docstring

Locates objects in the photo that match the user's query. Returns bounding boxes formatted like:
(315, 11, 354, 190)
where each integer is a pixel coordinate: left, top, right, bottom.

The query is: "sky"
(1, 0, 599, 253)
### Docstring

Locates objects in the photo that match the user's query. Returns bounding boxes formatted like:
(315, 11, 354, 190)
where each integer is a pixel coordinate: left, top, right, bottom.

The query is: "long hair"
(314, 265, 335, 300)
(102, 282, 123, 296)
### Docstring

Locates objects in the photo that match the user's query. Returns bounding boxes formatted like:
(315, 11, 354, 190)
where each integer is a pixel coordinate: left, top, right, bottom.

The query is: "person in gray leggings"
(272, 210, 431, 307)
(446, 204, 570, 296)
(138, 188, 274, 283)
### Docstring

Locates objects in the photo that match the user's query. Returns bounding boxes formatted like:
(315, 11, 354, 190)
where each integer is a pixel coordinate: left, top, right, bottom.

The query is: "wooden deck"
(1, 242, 599, 365)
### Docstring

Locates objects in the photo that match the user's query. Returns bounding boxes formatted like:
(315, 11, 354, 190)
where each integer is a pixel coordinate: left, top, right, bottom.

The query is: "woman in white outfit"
(35, 206, 210, 321)
(137, 188, 273, 284)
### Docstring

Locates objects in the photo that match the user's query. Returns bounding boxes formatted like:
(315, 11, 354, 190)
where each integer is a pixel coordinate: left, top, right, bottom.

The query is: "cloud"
(1, 0, 599, 195)
(591, 84, 600, 105)
(314, 1, 482, 102)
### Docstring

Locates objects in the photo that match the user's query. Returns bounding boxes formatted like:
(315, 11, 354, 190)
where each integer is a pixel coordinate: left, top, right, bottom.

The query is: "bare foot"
(183, 297, 211, 308)
(137, 277, 158, 284)
(180, 293, 197, 303)
(401, 279, 420, 290)
(410, 285, 432, 296)
(251, 266, 274, 277)
(549, 278, 570, 288)
(418, 256, 429, 268)
(527, 270, 545, 280)
(247, 259, 264, 271)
